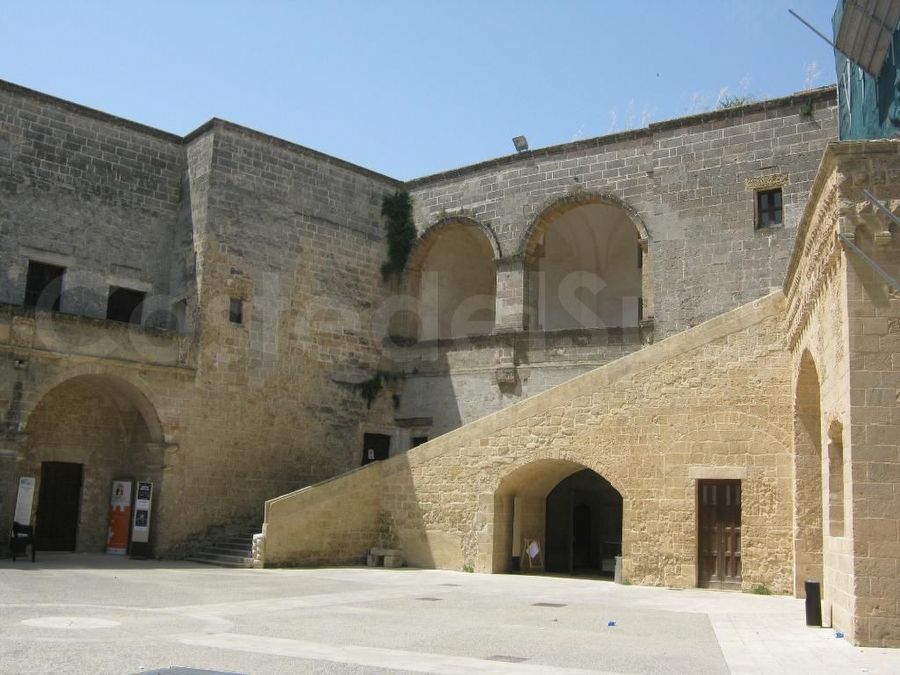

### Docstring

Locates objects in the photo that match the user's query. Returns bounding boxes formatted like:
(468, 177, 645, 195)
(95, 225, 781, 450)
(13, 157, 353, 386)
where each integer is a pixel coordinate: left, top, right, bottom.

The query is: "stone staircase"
(184, 527, 260, 568)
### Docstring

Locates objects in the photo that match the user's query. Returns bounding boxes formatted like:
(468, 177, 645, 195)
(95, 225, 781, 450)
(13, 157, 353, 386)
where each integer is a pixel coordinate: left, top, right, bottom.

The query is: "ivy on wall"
(352, 371, 399, 408)
(380, 191, 416, 281)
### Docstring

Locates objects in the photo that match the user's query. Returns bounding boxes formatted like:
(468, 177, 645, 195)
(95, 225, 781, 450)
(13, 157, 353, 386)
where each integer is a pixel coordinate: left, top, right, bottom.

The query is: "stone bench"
(367, 547, 403, 568)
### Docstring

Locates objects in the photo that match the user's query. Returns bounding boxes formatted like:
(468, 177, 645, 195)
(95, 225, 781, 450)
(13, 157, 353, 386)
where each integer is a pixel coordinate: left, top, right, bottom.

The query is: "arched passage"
(18, 375, 164, 553)
(520, 194, 650, 331)
(492, 459, 623, 575)
(793, 351, 823, 596)
(406, 218, 499, 340)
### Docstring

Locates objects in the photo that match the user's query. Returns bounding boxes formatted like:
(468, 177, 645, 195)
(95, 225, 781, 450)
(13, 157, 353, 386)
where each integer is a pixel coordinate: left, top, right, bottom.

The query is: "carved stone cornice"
(785, 141, 900, 349)
(745, 173, 788, 191)
(784, 167, 841, 350)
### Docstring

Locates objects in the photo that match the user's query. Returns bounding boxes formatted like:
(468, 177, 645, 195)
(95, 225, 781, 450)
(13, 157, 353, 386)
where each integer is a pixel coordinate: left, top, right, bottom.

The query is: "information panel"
(131, 481, 153, 555)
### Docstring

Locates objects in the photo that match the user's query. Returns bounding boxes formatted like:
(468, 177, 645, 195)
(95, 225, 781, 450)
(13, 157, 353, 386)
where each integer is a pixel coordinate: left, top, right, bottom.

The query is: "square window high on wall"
(755, 188, 783, 229)
(24, 260, 65, 311)
(107, 286, 145, 324)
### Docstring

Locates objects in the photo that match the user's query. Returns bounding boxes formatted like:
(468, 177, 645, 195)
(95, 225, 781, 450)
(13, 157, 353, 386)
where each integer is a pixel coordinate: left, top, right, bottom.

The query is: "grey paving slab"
(0, 553, 898, 674)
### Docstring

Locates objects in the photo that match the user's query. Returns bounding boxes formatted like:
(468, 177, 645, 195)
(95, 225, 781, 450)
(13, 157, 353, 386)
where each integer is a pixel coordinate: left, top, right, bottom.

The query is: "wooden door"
(35, 462, 83, 551)
(698, 480, 742, 590)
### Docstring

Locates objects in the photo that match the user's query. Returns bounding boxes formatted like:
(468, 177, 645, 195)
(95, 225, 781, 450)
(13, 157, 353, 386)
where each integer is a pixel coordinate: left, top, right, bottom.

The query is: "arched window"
(521, 196, 648, 331)
(407, 220, 498, 340)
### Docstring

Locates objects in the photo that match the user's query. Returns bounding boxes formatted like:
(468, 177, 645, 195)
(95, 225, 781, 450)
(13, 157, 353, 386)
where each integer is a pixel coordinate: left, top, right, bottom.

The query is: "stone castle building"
(1, 76, 898, 647)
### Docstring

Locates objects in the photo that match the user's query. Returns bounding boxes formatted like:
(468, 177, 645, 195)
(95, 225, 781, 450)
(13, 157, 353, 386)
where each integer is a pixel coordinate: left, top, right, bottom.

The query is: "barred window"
(756, 188, 783, 228)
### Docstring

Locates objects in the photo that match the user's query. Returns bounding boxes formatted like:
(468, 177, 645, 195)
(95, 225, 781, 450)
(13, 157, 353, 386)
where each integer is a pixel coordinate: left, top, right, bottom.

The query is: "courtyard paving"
(1, 553, 898, 674)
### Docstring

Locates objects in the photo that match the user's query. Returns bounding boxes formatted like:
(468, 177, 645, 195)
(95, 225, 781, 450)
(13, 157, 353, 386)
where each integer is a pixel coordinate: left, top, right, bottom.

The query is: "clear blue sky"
(1, 1, 838, 179)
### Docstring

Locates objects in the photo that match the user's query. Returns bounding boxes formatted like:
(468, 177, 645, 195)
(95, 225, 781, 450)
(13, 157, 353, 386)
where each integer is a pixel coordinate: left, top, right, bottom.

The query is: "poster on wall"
(130, 481, 153, 557)
(107, 479, 133, 555)
(14, 477, 36, 525)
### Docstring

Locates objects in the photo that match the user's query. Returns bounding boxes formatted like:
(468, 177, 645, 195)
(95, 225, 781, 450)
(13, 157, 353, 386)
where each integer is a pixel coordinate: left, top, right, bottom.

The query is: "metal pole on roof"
(863, 188, 900, 230)
(788, 9, 856, 64)
(838, 233, 900, 292)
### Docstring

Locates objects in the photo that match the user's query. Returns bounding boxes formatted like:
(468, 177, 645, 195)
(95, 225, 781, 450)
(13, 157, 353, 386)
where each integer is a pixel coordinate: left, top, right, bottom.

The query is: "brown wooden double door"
(698, 480, 742, 590)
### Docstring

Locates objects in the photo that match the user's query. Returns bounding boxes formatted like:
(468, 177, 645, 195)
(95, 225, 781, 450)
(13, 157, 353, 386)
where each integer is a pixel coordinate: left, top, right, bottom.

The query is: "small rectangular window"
(24, 261, 65, 311)
(411, 436, 428, 448)
(756, 188, 783, 229)
(229, 298, 243, 324)
(106, 287, 145, 324)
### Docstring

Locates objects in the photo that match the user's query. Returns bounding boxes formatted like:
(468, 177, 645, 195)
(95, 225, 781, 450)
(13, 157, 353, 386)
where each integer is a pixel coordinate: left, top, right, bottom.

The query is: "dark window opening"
(362, 433, 391, 465)
(229, 298, 243, 324)
(638, 297, 643, 321)
(411, 436, 428, 448)
(24, 261, 65, 311)
(637, 245, 643, 269)
(756, 188, 783, 228)
(106, 286, 145, 324)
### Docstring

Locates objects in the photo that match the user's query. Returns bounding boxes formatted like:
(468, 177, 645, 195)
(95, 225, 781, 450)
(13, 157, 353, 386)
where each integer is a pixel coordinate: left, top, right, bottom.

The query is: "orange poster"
(107, 480, 132, 554)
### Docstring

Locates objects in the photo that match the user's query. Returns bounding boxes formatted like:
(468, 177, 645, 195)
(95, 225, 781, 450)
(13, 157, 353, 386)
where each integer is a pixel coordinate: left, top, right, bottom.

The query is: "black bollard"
(805, 580, 822, 626)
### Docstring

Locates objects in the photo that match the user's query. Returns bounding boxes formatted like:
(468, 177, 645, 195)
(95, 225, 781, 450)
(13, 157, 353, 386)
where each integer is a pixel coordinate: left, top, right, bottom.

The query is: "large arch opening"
(18, 375, 163, 553)
(793, 351, 823, 597)
(492, 459, 623, 576)
(521, 196, 648, 332)
(406, 219, 498, 340)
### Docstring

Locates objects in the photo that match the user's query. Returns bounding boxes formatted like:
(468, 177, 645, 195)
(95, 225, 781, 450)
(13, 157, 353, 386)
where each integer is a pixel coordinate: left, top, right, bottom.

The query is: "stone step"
(185, 552, 253, 568)
(205, 544, 252, 556)
(185, 527, 260, 569)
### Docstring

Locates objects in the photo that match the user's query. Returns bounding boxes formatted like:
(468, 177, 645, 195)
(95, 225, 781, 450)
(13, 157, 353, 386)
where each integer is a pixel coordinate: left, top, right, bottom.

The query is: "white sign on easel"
(14, 477, 35, 525)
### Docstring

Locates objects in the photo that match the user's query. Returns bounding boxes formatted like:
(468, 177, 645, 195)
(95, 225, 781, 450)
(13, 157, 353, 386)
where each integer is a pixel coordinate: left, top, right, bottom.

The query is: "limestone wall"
(263, 291, 796, 593)
(390, 87, 838, 440)
(159, 121, 402, 546)
(0, 82, 406, 555)
(0, 80, 184, 323)
(785, 140, 900, 647)
(391, 327, 646, 436)
(0, 309, 194, 555)
(406, 87, 837, 338)
(264, 463, 385, 566)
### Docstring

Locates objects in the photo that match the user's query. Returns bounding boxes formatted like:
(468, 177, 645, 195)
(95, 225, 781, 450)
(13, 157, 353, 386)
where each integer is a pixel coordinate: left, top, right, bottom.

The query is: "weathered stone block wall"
(148, 122, 404, 549)
(263, 292, 796, 593)
(264, 463, 385, 566)
(406, 88, 837, 338)
(837, 144, 900, 647)
(0, 81, 184, 322)
(785, 140, 900, 647)
(0, 307, 195, 555)
(0, 82, 406, 555)
(392, 328, 646, 436)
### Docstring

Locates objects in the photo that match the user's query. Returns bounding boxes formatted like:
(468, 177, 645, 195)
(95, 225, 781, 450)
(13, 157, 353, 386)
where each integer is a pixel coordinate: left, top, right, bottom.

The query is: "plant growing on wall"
(380, 191, 416, 281)
(717, 94, 757, 109)
(352, 370, 400, 408)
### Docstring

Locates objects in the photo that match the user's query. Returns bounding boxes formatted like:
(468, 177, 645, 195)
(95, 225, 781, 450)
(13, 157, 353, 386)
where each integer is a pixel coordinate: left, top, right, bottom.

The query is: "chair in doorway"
(521, 537, 543, 571)
(9, 522, 36, 562)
